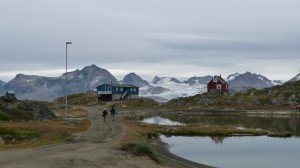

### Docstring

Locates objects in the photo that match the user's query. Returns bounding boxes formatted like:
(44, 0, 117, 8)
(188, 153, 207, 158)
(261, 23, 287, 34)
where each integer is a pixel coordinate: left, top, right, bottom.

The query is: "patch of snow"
(271, 80, 282, 85)
(140, 82, 206, 102)
(227, 73, 240, 81)
(154, 77, 173, 85)
(258, 76, 273, 85)
(91, 79, 99, 86)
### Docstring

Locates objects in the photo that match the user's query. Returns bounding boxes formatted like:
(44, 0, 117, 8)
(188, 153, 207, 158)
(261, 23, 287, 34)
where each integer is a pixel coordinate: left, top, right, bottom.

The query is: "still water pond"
(161, 135, 300, 168)
(142, 113, 300, 136)
(142, 113, 300, 168)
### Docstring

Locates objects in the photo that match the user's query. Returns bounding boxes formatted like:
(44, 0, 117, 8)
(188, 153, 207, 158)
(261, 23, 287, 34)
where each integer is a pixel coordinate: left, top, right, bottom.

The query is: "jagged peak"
(122, 72, 149, 87)
(82, 64, 101, 70)
(125, 72, 138, 76)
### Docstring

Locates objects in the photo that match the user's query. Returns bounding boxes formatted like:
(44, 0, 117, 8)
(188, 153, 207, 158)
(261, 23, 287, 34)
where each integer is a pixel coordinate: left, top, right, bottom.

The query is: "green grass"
(0, 127, 41, 144)
(0, 112, 13, 120)
(121, 141, 159, 162)
(0, 101, 35, 121)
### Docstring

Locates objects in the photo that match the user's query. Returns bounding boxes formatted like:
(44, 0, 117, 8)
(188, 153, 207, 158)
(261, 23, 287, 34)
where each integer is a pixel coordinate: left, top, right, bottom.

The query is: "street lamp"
(65, 42, 72, 122)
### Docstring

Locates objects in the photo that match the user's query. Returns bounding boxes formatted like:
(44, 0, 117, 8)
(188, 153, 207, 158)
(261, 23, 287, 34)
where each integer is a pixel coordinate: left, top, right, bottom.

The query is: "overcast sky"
(1, 0, 299, 82)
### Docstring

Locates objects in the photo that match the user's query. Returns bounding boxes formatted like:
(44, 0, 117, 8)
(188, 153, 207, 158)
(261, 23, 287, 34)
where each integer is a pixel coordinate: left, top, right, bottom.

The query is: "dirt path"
(0, 105, 208, 168)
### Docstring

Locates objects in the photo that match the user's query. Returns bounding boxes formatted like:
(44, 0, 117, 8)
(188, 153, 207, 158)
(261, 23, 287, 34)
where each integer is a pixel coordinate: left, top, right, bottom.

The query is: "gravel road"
(0, 105, 209, 168)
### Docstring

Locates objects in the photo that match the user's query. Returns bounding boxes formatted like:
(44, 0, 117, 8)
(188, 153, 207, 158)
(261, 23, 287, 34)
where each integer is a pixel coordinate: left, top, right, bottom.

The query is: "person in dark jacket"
(102, 109, 108, 121)
(110, 106, 116, 120)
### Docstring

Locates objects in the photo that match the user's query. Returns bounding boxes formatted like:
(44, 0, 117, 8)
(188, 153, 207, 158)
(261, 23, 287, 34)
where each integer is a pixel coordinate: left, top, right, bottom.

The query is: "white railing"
(98, 91, 112, 95)
(121, 90, 128, 100)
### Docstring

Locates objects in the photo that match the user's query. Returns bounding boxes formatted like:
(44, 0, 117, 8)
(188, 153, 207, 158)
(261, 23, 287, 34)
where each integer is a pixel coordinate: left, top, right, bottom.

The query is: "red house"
(207, 75, 228, 95)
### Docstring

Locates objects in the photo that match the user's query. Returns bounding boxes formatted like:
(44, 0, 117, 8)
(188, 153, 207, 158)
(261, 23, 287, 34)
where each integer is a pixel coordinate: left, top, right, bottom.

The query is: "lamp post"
(65, 42, 72, 122)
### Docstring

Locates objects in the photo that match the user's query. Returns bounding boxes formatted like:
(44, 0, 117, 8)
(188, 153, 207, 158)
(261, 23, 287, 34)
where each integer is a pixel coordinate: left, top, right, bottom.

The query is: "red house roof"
(207, 75, 228, 94)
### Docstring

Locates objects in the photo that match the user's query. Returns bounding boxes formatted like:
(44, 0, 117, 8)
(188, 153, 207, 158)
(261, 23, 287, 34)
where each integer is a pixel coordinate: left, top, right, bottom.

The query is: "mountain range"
(0, 80, 5, 87)
(0, 64, 298, 102)
(0, 65, 117, 101)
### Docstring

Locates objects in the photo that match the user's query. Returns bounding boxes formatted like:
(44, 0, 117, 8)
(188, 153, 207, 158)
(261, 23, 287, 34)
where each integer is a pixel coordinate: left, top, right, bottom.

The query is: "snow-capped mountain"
(0, 65, 286, 103)
(183, 76, 213, 85)
(151, 76, 181, 84)
(0, 64, 117, 101)
(226, 72, 283, 92)
(62, 64, 118, 90)
(226, 72, 240, 81)
(286, 73, 300, 83)
(139, 76, 207, 102)
(122, 73, 149, 87)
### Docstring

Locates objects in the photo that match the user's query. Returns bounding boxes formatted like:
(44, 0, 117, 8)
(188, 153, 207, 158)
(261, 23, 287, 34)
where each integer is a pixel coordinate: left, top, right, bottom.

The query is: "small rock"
(0, 137, 5, 145)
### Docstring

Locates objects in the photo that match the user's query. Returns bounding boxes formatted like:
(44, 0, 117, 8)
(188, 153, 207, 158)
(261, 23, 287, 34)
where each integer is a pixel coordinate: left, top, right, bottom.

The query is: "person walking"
(110, 106, 116, 121)
(102, 109, 108, 121)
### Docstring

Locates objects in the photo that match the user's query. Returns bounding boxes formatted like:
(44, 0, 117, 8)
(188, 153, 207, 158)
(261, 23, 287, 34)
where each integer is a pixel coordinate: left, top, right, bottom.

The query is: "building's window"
(133, 88, 136, 92)
(131, 88, 133, 92)
(108, 87, 111, 91)
(213, 77, 218, 82)
(120, 87, 123, 91)
(217, 84, 222, 89)
(116, 87, 118, 91)
(226, 85, 228, 90)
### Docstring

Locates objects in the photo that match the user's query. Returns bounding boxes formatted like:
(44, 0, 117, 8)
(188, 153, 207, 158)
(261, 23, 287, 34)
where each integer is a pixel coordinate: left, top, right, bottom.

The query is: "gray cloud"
(0, 0, 300, 82)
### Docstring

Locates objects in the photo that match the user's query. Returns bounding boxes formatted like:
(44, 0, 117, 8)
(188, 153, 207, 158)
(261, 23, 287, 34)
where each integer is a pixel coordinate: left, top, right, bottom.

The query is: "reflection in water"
(147, 113, 300, 136)
(142, 116, 184, 125)
(161, 135, 300, 168)
(210, 136, 226, 144)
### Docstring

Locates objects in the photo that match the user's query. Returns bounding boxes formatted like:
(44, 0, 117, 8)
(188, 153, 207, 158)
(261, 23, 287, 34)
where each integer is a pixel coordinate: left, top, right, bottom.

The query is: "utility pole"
(65, 42, 72, 122)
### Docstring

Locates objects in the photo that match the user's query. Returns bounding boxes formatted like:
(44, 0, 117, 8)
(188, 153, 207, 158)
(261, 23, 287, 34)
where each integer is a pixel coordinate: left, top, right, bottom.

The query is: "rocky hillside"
(54, 92, 99, 106)
(0, 94, 55, 121)
(0, 65, 117, 101)
(122, 73, 149, 87)
(164, 80, 300, 110)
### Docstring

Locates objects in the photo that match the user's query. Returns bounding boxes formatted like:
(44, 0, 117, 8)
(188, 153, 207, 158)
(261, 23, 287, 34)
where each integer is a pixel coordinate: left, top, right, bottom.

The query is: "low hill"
(164, 80, 300, 110)
(0, 95, 55, 121)
(54, 92, 99, 106)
